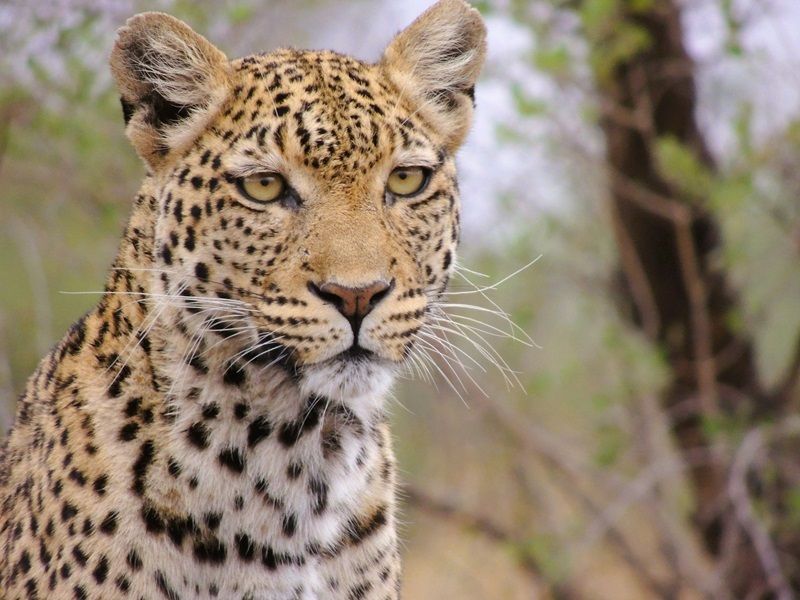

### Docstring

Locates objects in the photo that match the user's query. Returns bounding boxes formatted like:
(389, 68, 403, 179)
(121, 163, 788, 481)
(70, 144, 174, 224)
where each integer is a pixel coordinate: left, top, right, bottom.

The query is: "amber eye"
(237, 173, 286, 203)
(386, 167, 430, 197)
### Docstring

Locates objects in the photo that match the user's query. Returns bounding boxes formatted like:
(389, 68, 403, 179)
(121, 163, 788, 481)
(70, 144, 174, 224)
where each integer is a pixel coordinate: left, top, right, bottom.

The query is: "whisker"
(410, 338, 470, 405)
(449, 255, 542, 294)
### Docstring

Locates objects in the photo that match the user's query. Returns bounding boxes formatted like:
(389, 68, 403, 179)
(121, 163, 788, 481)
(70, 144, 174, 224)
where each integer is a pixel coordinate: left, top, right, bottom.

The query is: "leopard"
(0, 1, 486, 598)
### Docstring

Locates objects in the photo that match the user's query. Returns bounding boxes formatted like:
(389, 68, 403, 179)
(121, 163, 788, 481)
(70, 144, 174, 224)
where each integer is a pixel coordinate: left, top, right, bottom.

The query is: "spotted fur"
(0, 2, 486, 598)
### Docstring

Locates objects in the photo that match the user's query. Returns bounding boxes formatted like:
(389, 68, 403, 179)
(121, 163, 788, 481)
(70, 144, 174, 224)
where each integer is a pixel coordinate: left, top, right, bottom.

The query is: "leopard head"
(110, 0, 486, 403)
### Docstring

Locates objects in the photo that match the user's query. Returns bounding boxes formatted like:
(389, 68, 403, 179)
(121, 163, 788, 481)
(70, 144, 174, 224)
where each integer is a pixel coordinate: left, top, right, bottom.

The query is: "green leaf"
(533, 46, 570, 76)
(655, 136, 713, 199)
(595, 425, 624, 467)
(227, 4, 254, 25)
(511, 84, 548, 117)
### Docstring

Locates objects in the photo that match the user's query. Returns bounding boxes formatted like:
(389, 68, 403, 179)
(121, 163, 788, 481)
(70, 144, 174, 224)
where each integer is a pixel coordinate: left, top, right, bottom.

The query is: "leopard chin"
(299, 353, 398, 409)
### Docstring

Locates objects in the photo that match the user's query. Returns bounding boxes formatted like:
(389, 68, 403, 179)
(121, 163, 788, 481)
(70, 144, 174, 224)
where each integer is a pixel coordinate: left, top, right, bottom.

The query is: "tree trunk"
(593, 1, 789, 595)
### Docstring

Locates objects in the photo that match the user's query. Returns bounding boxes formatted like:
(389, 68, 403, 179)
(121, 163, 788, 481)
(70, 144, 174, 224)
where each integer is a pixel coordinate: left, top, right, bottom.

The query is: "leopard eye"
(386, 167, 430, 197)
(237, 173, 286, 203)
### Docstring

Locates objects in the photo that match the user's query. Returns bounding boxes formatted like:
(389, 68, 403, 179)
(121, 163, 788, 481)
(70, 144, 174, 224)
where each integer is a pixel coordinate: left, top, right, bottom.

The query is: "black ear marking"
(143, 92, 196, 129)
(121, 98, 135, 125)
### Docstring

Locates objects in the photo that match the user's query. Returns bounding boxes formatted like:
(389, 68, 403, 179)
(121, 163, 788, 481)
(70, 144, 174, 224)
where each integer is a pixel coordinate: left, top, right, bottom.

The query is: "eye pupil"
(398, 172, 408, 180)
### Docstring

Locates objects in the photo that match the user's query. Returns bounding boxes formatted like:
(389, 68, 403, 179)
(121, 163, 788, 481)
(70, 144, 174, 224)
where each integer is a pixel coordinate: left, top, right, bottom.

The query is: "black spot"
(262, 546, 278, 570)
(115, 575, 131, 593)
(442, 250, 452, 271)
(167, 458, 182, 478)
(61, 501, 78, 522)
(155, 570, 180, 600)
(193, 537, 227, 564)
(18, 550, 31, 573)
(223, 363, 246, 386)
(126, 548, 143, 571)
(72, 543, 88, 566)
(123, 397, 141, 418)
(349, 582, 373, 600)
(234, 402, 250, 420)
(186, 422, 210, 449)
(99, 511, 118, 535)
(235, 533, 255, 561)
(287, 462, 303, 479)
(92, 555, 109, 584)
(310, 478, 329, 514)
(247, 416, 272, 447)
(166, 515, 195, 547)
(194, 262, 209, 282)
(132, 439, 155, 495)
(68, 468, 86, 486)
(119, 421, 140, 442)
(81, 517, 94, 536)
(201, 403, 220, 419)
(218, 448, 245, 473)
(204, 512, 222, 530)
(282, 512, 297, 537)
(184, 226, 196, 251)
(141, 504, 165, 533)
(173, 198, 183, 223)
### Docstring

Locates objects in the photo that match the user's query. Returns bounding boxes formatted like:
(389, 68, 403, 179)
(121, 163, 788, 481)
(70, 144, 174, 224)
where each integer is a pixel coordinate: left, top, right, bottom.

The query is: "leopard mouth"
(337, 343, 379, 364)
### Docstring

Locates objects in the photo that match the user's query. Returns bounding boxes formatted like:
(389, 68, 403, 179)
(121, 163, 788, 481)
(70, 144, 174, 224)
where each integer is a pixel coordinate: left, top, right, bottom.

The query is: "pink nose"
(308, 280, 393, 321)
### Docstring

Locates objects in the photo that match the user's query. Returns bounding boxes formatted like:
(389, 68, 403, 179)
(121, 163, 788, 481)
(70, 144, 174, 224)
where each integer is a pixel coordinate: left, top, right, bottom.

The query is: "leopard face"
(111, 3, 486, 402)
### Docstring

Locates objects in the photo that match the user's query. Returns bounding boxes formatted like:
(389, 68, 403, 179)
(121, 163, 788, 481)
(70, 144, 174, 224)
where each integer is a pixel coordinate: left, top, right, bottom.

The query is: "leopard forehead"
(218, 49, 444, 178)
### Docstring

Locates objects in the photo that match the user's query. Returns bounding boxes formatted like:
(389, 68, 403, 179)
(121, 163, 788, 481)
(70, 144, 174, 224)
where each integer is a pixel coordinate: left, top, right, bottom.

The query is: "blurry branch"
(466, 388, 673, 596)
(631, 392, 723, 596)
(727, 418, 800, 600)
(608, 202, 660, 338)
(403, 483, 579, 599)
(672, 209, 719, 416)
(771, 336, 800, 407)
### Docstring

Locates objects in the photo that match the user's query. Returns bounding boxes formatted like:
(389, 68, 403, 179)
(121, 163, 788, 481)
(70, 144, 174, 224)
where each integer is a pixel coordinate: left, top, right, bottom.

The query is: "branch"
(770, 334, 800, 408)
(402, 484, 557, 591)
(464, 390, 672, 597)
(726, 419, 800, 600)
(672, 207, 719, 416)
(609, 200, 661, 339)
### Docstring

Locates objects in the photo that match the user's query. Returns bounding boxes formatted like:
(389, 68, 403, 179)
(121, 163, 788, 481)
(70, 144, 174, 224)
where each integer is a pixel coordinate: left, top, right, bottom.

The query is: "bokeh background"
(2, 0, 800, 597)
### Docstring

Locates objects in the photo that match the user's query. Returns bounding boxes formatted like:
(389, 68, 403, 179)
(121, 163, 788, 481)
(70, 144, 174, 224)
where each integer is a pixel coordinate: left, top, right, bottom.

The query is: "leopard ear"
(381, 0, 486, 151)
(110, 12, 230, 168)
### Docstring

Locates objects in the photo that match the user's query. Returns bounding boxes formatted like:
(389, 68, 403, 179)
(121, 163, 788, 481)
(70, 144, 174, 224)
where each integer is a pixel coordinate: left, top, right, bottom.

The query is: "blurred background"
(2, 0, 800, 597)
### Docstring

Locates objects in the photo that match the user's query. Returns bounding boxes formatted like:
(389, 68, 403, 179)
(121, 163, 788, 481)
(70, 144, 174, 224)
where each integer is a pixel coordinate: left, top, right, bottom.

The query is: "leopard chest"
(93, 373, 392, 598)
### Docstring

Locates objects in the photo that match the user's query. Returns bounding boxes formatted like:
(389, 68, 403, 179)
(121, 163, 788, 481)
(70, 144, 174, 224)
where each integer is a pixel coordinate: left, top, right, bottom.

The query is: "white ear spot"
(110, 12, 230, 166)
(381, 0, 487, 149)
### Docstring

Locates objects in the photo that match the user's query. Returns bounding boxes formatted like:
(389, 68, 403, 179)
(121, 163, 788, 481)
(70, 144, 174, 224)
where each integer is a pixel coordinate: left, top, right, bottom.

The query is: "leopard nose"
(308, 279, 394, 321)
